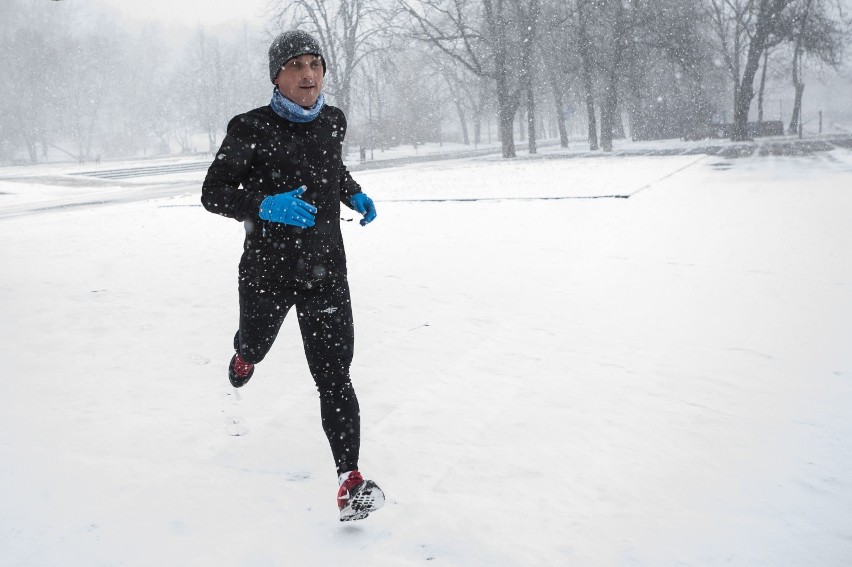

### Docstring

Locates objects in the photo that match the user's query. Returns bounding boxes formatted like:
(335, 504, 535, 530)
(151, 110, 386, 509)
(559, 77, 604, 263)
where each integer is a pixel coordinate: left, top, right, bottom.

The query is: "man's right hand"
(258, 186, 317, 228)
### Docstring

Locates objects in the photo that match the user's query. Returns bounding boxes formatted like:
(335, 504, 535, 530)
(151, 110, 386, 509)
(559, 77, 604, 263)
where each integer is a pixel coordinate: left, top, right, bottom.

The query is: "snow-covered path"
(1, 151, 851, 566)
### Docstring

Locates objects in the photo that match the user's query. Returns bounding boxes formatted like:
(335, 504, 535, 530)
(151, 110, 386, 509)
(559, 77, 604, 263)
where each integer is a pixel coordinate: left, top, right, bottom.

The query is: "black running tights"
(235, 275, 359, 475)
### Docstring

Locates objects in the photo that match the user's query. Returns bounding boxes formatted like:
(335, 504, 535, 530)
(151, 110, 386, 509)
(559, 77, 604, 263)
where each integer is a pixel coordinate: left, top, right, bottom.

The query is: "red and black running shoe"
(228, 353, 254, 388)
(337, 471, 385, 522)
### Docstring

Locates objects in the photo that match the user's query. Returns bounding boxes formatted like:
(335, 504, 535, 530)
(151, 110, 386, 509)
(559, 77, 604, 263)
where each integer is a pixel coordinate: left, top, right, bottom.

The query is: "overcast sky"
(94, 0, 269, 28)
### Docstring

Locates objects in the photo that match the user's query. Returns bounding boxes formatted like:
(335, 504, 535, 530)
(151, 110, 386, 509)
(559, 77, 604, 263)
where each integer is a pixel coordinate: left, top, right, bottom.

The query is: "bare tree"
(787, 0, 846, 134)
(789, 0, 815, 133)
(167, 29, 268, 155)
(55, 32, 123, 161)
(113, 26, 176, 156)
(575, 0, 599, 149)
(518, 0, 542, 153)
(650, 0, 717, 139)
(2, 27, 55, 163)
(355, 51, 393, 153)
(708, 0, 797, 140)
(1, 0, 65, 163)
(401, 0, 541, 157)
(756, 48, 773, 122)
(438, 61, 476, 144)
(596, 0, 631, 151)
(383, 49, 444, 147)
(539, 3, 574, 148)
(268, 0, 390, 118)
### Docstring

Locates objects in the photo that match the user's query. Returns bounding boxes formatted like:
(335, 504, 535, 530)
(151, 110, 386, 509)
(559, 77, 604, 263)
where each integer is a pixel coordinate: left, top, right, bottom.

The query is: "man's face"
(274, 54, 325, 108)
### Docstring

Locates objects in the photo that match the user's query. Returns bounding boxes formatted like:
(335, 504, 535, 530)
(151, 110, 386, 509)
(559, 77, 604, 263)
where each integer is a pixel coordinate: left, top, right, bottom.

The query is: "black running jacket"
(201, 104, 363, 286)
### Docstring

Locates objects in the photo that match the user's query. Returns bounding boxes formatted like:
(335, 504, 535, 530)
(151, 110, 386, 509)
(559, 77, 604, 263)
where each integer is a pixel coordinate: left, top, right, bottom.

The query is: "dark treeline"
(1, 0, 848, 164)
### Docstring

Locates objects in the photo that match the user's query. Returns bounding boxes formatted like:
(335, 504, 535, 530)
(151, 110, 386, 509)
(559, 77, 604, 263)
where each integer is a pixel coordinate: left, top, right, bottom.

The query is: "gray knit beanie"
(268, 30, 326, 82)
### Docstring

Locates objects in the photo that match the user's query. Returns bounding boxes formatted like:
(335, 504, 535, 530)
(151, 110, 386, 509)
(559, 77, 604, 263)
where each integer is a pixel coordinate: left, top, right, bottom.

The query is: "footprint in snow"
(225, 415, 249, 437)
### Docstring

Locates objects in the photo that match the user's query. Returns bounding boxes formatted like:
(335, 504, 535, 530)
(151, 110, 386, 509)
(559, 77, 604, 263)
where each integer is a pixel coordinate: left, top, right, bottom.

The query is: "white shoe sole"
(339, 480, 385, 522)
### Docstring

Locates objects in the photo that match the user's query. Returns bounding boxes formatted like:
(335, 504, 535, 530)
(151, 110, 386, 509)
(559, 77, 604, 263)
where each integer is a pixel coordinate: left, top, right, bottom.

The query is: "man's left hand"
(350, 193, 377, 226)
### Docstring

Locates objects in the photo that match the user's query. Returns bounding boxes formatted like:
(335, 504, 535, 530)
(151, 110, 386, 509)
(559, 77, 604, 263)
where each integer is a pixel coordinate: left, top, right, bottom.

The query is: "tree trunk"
(499, 106, 516, 158)
(494, 55, 518, 157)
(731, 0, 790, 141)
(600, 71, 618, 151)
(613, 106, 625, 138)
(454, 99, 470, 145)
(600, 0, 626, 151)
(375, 79, 386, 150)
(577, 0, 598, 150)
(600, 104, 612, 152)
(584, 93, 598, 150)
(519, 108, 526, 141)
(626, 80, 644, 141)
(757, 50, 769, 123)
(527, 85, 537, 154)
(731, 88, 752, 141)
(788, 0, 812, 134)
(474, 81, 487, 146)
(26, 138, 38, 165)
(789, 83, 805, 134)
(550, 77, 569, 147)
(483, 0, 518, 158)
(731, 44, 765, 141)
(473, 113, 482, 146)
(493, 52, 517, 157)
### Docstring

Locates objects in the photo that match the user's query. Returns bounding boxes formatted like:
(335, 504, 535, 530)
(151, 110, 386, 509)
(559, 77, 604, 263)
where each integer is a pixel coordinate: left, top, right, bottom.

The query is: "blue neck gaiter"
(270, 87, 325, 123)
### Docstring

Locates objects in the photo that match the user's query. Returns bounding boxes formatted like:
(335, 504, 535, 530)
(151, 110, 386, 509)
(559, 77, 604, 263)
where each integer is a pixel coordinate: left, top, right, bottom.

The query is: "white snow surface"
(1, 148, 851, 566)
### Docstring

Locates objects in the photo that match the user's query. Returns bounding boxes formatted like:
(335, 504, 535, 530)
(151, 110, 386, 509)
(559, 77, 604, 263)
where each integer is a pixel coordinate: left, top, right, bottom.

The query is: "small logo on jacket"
(320, 306, 338, 314)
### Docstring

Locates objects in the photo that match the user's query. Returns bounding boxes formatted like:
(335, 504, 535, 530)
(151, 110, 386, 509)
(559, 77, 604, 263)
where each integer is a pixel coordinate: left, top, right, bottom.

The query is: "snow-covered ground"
(1, 147, 851, 566)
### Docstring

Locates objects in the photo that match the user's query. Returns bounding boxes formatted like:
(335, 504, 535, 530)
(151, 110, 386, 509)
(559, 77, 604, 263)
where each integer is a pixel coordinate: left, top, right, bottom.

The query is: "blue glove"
(350, 193, 376, 226)
(259, 186, 317, 228)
